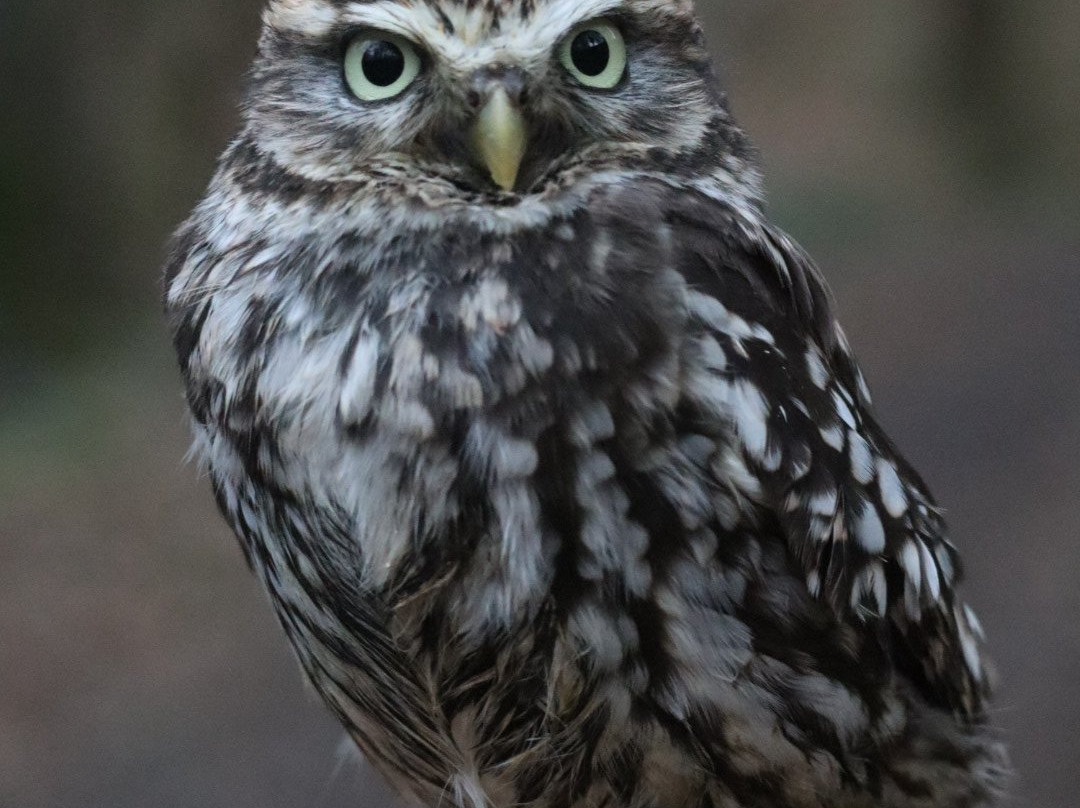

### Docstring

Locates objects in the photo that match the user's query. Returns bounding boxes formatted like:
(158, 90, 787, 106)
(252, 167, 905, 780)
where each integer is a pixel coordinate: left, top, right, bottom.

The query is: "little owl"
(164, 1, 1008, 806)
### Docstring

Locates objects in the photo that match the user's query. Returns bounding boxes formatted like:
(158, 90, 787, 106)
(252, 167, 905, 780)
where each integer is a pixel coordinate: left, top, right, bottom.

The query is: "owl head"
(245, 0, 757, 198)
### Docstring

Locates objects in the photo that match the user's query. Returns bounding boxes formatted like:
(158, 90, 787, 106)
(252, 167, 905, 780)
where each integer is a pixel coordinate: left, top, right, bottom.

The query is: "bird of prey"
(164, 1, 1008, 805)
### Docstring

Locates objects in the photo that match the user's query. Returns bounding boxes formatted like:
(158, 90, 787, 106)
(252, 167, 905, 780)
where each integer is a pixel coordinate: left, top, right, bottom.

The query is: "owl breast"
(179, 179, 695, 619)
(181, 185, 753, 805)
(170, 169, 1007, 806)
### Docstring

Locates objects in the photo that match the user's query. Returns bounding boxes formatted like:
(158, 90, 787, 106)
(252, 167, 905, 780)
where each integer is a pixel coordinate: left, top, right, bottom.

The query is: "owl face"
(248, 0, 720, 195)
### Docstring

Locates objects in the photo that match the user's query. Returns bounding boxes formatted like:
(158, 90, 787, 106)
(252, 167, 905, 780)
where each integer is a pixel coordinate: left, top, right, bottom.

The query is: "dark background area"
(2, 1, 1077, 806)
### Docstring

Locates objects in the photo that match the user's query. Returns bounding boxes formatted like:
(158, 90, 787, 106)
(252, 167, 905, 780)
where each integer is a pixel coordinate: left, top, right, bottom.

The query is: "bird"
(163, 0, 1009, 806)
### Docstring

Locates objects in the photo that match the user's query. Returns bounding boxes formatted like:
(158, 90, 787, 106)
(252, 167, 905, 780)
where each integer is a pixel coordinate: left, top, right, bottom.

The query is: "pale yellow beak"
(470, 87, 527, 192)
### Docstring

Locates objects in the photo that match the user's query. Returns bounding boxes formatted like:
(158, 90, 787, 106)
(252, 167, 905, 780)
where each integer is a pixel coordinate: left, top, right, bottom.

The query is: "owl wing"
(665, 192, 990, 717)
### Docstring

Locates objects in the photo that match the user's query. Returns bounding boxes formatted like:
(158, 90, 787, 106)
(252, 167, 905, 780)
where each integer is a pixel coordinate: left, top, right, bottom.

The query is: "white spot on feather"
(696, 335, 728, 372)
(851, 561, 888, 617)
(819, 422, 844, 451)
(805, 345, 830, 390)
(856, 368, 873, 405)
(833, 390, 858, 429)
(919, 540, 942, 602)
(964, 604, 987, 641)
(686, 291, 773, 347)
(876, 458, 908, 518)
(377, 399, 435, 440)
(899, 541, 923, 587)
(934, 543, 956, 584)
(854, 501, 887, 554)
(848, 431, 875, 485)
(807, 486, 839, 517)
(337, 330, 380, 425)
(568, 402, 616, 448)
(729, 380, 770, 460)
(899, 541, 923, 618)
(685, 372, 772, 463)
(956, 610, 983, 681)
(466, 421, 538, 480)
(458, 277, 521, 333)
(576, 451, 617, 492)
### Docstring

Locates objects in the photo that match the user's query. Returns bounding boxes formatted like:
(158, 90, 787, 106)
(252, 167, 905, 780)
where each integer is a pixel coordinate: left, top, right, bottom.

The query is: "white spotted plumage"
(165, 0, 1008, 805)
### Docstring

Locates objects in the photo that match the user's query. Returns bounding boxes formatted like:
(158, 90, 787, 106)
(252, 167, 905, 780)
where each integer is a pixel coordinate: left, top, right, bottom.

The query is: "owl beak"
(470, 86, 527, 192)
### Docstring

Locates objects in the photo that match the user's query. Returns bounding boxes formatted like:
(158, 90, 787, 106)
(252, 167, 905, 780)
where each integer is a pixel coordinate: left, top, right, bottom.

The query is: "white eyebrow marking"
(272, 0, 626, 70)
(264, 0, 340, 38)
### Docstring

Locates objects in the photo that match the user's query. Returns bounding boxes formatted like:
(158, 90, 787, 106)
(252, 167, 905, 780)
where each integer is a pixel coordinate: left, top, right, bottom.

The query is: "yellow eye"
(559, 20, 627, 90)
(344, 32, 422, 102)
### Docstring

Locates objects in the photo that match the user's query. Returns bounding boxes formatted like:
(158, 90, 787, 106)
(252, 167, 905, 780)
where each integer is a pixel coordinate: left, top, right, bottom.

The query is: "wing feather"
(666, 190, 991, 716)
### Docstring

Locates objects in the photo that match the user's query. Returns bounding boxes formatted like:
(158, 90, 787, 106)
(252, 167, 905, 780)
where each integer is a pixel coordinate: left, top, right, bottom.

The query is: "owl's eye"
(559, 20, 627, 89)
(344, 32, 422, 102)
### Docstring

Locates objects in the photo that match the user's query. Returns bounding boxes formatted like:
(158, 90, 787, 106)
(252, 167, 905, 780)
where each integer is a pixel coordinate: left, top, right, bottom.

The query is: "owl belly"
(195, 256, 927, 807)
(195, 280, 894, 807)
(207, 361, 893, 808)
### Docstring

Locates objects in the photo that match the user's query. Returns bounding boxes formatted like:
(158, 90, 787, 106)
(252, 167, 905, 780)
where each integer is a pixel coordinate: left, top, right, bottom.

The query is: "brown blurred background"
(2, 1, 1077, 806)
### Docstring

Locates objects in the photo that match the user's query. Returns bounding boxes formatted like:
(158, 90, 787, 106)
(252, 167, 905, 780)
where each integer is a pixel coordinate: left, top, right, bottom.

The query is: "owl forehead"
(267, 0, 692, 64)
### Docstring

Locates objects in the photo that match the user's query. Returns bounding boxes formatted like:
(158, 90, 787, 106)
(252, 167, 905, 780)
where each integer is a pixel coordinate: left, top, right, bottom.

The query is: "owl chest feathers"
(168, 168, 1008, 805)
(189, 253, 828, 808)
(177, 190, 780, 803)
(179, 182, 709, 584)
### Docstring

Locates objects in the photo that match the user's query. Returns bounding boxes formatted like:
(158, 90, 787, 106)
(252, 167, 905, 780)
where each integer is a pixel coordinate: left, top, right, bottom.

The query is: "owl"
(164, 0, 1008, 806)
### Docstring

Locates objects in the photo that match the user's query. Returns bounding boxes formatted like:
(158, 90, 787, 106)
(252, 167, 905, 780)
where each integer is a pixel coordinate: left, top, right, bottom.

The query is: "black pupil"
(362, 40, 406, 87)
(570, 30, 611, 77)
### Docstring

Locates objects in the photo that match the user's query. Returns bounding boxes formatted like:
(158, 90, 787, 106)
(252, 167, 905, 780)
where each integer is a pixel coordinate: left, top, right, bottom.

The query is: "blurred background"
(2, 1, 1077, 805)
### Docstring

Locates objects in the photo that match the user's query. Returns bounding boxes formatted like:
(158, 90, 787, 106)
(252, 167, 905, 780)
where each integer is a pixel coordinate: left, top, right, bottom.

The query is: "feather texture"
(165, 2, 1007, 805)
